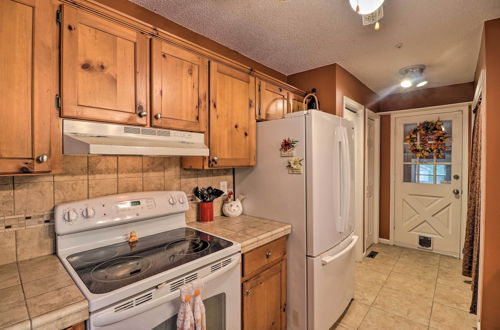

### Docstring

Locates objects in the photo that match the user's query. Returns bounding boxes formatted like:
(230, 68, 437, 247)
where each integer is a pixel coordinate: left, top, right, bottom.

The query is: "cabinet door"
(209, 62, 256, 167)
(151, 39, 208, 132)
(242, 261, 286, 330)
(61, 6, 148, 126)
(288, 91, 305, 113)
(257, 79, 287, 121)
(0, 0, 59, 175)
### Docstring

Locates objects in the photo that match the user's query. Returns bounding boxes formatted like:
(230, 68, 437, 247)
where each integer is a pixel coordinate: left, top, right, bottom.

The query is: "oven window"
(152, 293, 226, 330)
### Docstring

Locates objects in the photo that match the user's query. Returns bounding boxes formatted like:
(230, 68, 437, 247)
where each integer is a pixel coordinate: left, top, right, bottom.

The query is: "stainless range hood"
(63, 120, 209, 156)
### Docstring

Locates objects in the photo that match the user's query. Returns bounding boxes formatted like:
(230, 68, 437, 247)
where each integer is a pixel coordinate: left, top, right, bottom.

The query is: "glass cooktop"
(66, 228, 233, 294)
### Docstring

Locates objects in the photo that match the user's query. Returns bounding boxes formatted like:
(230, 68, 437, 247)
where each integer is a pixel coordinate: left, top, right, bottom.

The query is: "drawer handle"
(265, 251, 272, 259)
(245, 290, 252, 296)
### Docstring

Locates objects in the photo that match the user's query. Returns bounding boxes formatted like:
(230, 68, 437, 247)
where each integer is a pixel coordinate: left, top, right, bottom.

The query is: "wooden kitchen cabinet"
(61, 5, 149, 126)
(288, 91, 305, 113)
(151, 39, 208, 132)
(182, 62, 256, 169)
(257, 79, 288, 121)
(0, 0, 62, 175)
(242, 237, 287, 330)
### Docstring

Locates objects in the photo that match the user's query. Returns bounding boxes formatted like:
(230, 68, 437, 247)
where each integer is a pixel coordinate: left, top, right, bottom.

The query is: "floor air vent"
(366, 251, 378, 258)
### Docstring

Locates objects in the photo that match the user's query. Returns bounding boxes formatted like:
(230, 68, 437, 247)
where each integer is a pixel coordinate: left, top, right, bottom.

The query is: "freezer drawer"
(307, 235, 358, 330)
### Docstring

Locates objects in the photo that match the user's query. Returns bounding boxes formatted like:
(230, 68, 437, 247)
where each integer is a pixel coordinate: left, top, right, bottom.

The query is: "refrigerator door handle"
(321, 235, 359, 266)
(341, 126, 352, 233)
(336, 131, 344, 232)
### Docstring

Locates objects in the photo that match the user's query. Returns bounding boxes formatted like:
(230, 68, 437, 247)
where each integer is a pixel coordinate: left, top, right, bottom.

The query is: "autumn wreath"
(404, 119, 450, 159)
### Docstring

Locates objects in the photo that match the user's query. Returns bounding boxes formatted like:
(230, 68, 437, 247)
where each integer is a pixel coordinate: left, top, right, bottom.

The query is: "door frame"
(386, 103, 470, 256)
(365, 109, 381, 248)
(343, 96, 367, 261)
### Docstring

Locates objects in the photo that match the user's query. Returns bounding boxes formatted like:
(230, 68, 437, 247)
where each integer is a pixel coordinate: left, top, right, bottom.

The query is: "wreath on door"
(404, 119, 450, 159)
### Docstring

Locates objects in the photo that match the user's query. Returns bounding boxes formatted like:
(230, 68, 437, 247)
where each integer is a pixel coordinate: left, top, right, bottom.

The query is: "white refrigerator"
(235, 110, 358, 330)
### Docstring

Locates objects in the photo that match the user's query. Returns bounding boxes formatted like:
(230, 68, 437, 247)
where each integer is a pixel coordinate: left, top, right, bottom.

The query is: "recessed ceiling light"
(400, 79, 412, 88)
(416, 80, 428, 88)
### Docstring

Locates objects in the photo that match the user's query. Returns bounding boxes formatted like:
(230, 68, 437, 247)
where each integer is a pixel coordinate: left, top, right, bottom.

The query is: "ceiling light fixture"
(399, 65, 428, 89)
(349, 0, 384, 15)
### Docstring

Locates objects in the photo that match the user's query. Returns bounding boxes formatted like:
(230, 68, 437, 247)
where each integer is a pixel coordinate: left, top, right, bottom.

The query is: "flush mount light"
(349, 0, 384, 15)
(399, 65, 427, 89)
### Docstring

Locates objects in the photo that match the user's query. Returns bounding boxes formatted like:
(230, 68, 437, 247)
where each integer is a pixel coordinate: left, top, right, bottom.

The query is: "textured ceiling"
(130, 0, 500, 94)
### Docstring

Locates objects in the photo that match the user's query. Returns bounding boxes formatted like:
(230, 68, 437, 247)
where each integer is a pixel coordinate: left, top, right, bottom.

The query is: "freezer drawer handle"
(321, 235, 359, 266)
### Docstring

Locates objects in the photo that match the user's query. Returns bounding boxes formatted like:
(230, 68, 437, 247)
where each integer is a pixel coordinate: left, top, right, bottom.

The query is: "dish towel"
(177, 284, 195, 330)
(192, 279, 206, 330)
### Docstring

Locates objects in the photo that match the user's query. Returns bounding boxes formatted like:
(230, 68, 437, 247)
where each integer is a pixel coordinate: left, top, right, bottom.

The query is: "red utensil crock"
(198, 202, 214, 222)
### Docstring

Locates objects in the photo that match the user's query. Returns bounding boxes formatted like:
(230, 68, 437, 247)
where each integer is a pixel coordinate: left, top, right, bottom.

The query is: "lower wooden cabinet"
(242, 237, 287, 330)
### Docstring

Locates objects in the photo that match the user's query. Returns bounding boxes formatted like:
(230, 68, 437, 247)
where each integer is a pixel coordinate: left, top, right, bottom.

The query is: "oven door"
(89, 255, 241, 330)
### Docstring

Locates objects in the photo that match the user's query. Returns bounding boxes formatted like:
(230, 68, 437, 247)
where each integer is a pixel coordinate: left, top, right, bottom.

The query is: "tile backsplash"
(0, 155, 233, 265)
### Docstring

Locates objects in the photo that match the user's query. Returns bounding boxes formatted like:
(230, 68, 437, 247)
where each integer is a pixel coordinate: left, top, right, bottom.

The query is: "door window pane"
(401, 120, 452, 185)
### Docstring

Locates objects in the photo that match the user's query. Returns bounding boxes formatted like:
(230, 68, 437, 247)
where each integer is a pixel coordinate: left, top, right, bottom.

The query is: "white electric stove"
(55, 191, 241, 330)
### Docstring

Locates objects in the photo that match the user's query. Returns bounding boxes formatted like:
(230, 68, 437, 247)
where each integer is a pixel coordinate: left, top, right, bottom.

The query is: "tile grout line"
(427, 254, 441, 329)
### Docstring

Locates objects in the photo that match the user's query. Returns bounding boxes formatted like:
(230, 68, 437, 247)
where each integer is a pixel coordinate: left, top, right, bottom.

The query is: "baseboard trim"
(378, 238, 392, 245)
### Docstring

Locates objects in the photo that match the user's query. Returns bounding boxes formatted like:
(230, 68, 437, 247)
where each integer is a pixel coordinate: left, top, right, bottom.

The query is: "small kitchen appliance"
(55, 191, 241, 330)
(236, 110, 357, 330)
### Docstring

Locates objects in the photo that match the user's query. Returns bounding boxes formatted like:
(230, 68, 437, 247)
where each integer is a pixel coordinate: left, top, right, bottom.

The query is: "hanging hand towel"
(177, 284, 195, 330)
(191, 279, 206, 330)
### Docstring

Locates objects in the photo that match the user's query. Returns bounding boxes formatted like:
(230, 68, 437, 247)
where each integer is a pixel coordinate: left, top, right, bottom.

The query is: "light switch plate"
(220, 181, 228, 193)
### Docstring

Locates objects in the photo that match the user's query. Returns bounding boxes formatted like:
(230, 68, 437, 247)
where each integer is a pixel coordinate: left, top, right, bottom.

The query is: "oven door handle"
(92, 256, 240, 327)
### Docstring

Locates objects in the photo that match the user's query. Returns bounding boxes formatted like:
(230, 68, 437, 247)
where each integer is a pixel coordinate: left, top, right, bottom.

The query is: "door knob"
(137, 105, 147, 117)
(154, 113, 162, 120)
(453, 189, 460, 196)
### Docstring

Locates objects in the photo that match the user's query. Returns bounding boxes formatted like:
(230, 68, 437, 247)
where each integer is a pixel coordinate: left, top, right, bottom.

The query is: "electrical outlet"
(220, 181, 228, 193)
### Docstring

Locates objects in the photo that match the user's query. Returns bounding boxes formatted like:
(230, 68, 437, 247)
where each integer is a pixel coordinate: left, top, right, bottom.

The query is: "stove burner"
(165, 239, 210, 255)
(164, 228, 198, 241)
(91, 256, 152, 282)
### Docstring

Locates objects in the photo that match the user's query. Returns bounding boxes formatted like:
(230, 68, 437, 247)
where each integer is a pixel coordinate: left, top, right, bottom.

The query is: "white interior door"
(364, 114, 376, 249)
(394, 111, 463, 256)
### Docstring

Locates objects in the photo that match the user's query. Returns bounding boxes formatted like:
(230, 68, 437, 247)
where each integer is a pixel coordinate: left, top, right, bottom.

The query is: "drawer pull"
(245, 290, 252, 296)
(265, 251, 272, 259)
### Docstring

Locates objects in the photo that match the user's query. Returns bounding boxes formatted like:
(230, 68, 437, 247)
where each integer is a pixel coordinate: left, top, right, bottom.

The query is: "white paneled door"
(394, 111, 463, 256)
(364, 115, 376, 249)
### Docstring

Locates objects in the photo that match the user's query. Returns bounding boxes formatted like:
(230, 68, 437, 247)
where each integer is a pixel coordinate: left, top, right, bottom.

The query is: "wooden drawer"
(243, 236, 287, 277)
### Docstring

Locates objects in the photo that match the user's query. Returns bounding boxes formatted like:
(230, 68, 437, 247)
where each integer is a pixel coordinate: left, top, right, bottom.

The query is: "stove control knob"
(82, 207, 95, 219)
(178, 196, 186, 204)
(168, 197, 176, 205)
(63, 209, 78, 223)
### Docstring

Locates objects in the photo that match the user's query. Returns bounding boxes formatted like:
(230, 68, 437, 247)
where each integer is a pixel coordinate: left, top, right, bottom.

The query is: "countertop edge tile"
(3, 319, 31, 330)
(30, 300, 88, 330)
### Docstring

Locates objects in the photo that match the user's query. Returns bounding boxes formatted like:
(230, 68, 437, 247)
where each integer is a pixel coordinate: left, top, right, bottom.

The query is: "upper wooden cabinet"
(151, 39, 208, 132)
(61, 6, 149, 126)
(209, 62, 256, 167)
(257, 79, 288, 121)
(0, 0, 61, 175)
(288, 91, 305, 113)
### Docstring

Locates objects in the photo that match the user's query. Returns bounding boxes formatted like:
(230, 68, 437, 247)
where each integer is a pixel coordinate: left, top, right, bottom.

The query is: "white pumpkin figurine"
(222, 192, 245, 217)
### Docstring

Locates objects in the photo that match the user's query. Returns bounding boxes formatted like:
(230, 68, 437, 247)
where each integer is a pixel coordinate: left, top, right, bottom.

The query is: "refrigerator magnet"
(287, 158, 304, 174)
(280, 138, 298, 157)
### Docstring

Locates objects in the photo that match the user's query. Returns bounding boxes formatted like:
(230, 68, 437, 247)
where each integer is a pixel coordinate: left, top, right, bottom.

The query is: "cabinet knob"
(245, 289, 252, 296)
(37, 154, 49, 163)
(154, 113, 162, 120)
(137, 105, 147, 117)
(265, 251, 272, 259)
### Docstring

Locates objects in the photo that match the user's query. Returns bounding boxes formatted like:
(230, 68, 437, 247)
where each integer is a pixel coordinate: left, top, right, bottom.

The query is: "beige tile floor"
(331, 243, 477, 330)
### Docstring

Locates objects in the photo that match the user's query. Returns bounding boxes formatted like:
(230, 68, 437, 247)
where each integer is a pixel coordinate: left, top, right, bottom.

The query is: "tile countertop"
(189, 215, 291, 253)
(0, 255, 88, 330)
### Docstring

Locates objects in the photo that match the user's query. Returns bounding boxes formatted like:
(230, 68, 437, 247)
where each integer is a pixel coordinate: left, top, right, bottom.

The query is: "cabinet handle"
(265, 251, 272, 259)
(154, 113, 162, 120)
(245, 289, 252, 296)
(37, 154, 49, 163)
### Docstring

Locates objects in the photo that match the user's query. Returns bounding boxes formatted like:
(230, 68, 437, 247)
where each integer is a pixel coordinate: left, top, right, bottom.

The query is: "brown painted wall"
(287, 63, 379, 115)
(287, 64, 337, 114)
(480, 17, 500, 329)
(378, 83, 475, 112)
(93, 0, 287, 82)
(335, 65, 380, 114)
(379, 115, 391, 239)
